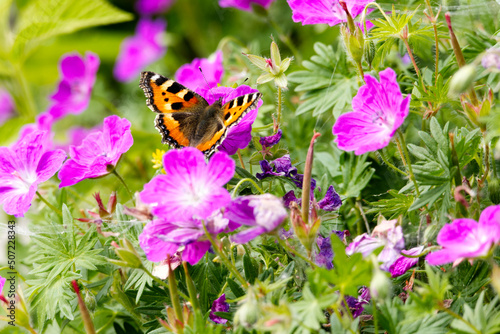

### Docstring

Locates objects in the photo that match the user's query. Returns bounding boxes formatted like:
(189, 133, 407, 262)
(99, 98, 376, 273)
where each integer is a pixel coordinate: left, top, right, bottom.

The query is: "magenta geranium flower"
(135, 0, 175, 14)
(426, 205, 500, 266)
(346, 219, 405, 271)
(219, 0, 275, 12)
(0, 89, 15, 126)
(140, 147, 234, 221)
(0, 131, 66, 217)
(287, 0, 371, 27)
(389, 246, 424, 277)
(175, 51, 223, 91)
(210, 294, 230, 324)
(139, 211, 230, 265)
(333, 67, 410, 155)
(47, 52, 100, 121)
(58, 115, 133, 187)
(226, 194, 287, 244)
(114, 18, 166, 82)
(197, 85, 262, 155)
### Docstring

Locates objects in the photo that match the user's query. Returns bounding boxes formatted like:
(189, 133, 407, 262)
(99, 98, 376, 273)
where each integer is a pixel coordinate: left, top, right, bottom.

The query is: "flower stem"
(201, 221, 248, 288)
(36, 191, 62, 217)
(142, 264, 190, 300)
(277, 238, 318, 269)
(356, 62, 366, 83)
(301, 132, 321, 224)
(483, 133, 490, 183)
(396, 131, 421, 196)
(237, 150, 246, 170)
(379, 150, 408, 176)
(72, 280, 96, 334)
(166, 258, 184, 329)
(276, 86, 282, 132)
(372, 299, 379, 334)
(439, 306, 481, 334)
(111, 169, 135, 206)
(232, 178, 264, 196)
(424, 0, 440, 86)
(183, 262, 200, 311)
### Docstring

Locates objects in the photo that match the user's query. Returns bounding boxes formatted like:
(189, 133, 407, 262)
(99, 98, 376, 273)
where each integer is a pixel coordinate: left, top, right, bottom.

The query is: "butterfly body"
(140, 71, 262, 156)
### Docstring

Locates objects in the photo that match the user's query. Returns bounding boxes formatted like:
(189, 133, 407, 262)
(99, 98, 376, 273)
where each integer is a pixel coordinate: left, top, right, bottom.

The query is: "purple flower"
(210, 294, 230, 324)
(196, 85, 262, 155)
(287, 0, 371, 27)
(135, 0, 175, 14)
(426, 205, 500, 266)
(0, 275, 5, 293)
(139, 212, 230, 265)
(257, 154, 316, 189)
(317, 186, 342, 211)
(0, 131, 66, 217)
(0, 89, 15, 126)
(279, 227, 294, 240)
(283, 190, 299, 208)
(345, 287, 370, 318)
(226, 194, 287, 244)
(316, 234, 334, 269)
(259, 129, 282, 149)
(219, 0, 275, 12)
(140, 147, 234, 221)
(114, 18, 166, 82)
(175, 51, 223, 91)
(333, 67, 410, 155)
(58, 116, 133, 187)
(346, 219, 405, 271)
(482, 48, 500, 70)
(389, 246, 424, 277)
(47, 52, 100, 121)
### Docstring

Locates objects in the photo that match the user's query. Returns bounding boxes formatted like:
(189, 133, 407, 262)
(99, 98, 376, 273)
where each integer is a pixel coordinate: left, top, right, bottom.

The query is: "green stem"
(182, 262, 200, 311)
(142, 265, 190, 300)
(111, 169, 135, 206)
(202, 220, 248, 288)
(439, 306, 481, 334)
(372, 299, 379, 334)
(166, 259, 184, 330)
(379, 150, 408, 176)
(397, 131, 421, 196)
(237, 150, 246, 170)
(424, 0, 439, 86)
(277, 238, 318, 269)
(232, 178, 264, 196)
(276, 87, 282, 132)
(36, 191, 62, 217)
(356, 62, 366, 83)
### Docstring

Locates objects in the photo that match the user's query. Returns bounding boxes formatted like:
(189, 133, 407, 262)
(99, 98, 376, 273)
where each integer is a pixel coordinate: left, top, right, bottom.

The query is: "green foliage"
(288, 42, 358, 117)
(451, 292, 500, 334)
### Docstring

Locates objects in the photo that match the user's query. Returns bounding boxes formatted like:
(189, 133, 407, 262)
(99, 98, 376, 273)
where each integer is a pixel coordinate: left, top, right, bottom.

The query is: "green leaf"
(11, 0, 133, 60)
(226, 277, 245, 298)
(243, 254, 258, 284)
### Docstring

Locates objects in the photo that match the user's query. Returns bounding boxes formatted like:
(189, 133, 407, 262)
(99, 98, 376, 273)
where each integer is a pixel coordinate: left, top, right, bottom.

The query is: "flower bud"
(109, 238, 143, 268)
(85, 290, 97, 313)
(489, 178, 500, 204)
(449, 64, 476, 96)
(364, 40, 376, 68)
(370, 257, 391, 301)
(234, 287, 261, 328)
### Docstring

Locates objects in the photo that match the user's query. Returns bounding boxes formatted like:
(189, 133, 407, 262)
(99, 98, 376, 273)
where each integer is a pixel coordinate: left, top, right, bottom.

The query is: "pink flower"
(482, 48, 500, 70)
(0, 89, 15, 126)
(346, 219, 405, 271)
(287, 0, 372, 27)
(333, 67, 410, 155)
(47, 52, 100, 121)
(226, 194, 287, 244)
(196, 85, 262, 155)
(426, 205, 500, 266)
(114, 18, 166, 82)
(58, 116, 133, 187)
(0, 131, 66, 217)
(175, 51, 223, 91)
(219, 0, 275, 12)
(135, 0, 175, 15)
(139, 212, 230, 265)
(140, 147, 234, 221)
(389, 246, 424, 277)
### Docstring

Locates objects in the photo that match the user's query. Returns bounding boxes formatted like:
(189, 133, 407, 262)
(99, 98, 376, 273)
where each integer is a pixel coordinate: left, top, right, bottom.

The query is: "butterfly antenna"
(198, 67, 216, 102)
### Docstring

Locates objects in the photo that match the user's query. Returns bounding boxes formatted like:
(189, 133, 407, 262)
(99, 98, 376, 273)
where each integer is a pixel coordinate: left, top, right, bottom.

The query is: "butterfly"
(139, 71, 262, 157)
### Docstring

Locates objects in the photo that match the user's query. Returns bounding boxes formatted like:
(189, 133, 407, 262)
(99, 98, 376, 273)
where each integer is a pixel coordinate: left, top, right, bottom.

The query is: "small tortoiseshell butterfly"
(139, 71, 262, 157)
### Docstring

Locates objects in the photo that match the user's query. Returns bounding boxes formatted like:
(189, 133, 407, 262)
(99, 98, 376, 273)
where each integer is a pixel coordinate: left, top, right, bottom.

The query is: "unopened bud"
(489, 178, 500, 204)
(449, 64, 476, 96)
(364, 40, 376, 68)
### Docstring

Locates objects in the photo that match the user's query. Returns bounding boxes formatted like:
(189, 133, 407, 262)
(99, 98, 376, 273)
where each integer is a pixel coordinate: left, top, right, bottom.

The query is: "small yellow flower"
(152, 149, 166, 173)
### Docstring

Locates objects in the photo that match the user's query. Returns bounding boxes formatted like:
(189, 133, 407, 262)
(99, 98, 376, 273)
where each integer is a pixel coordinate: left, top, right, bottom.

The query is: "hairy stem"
(232, 178, 264, 196)
(111, 169, 135, 206)
(36, 191, 62, 217)
(397, 131, 421, 196)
